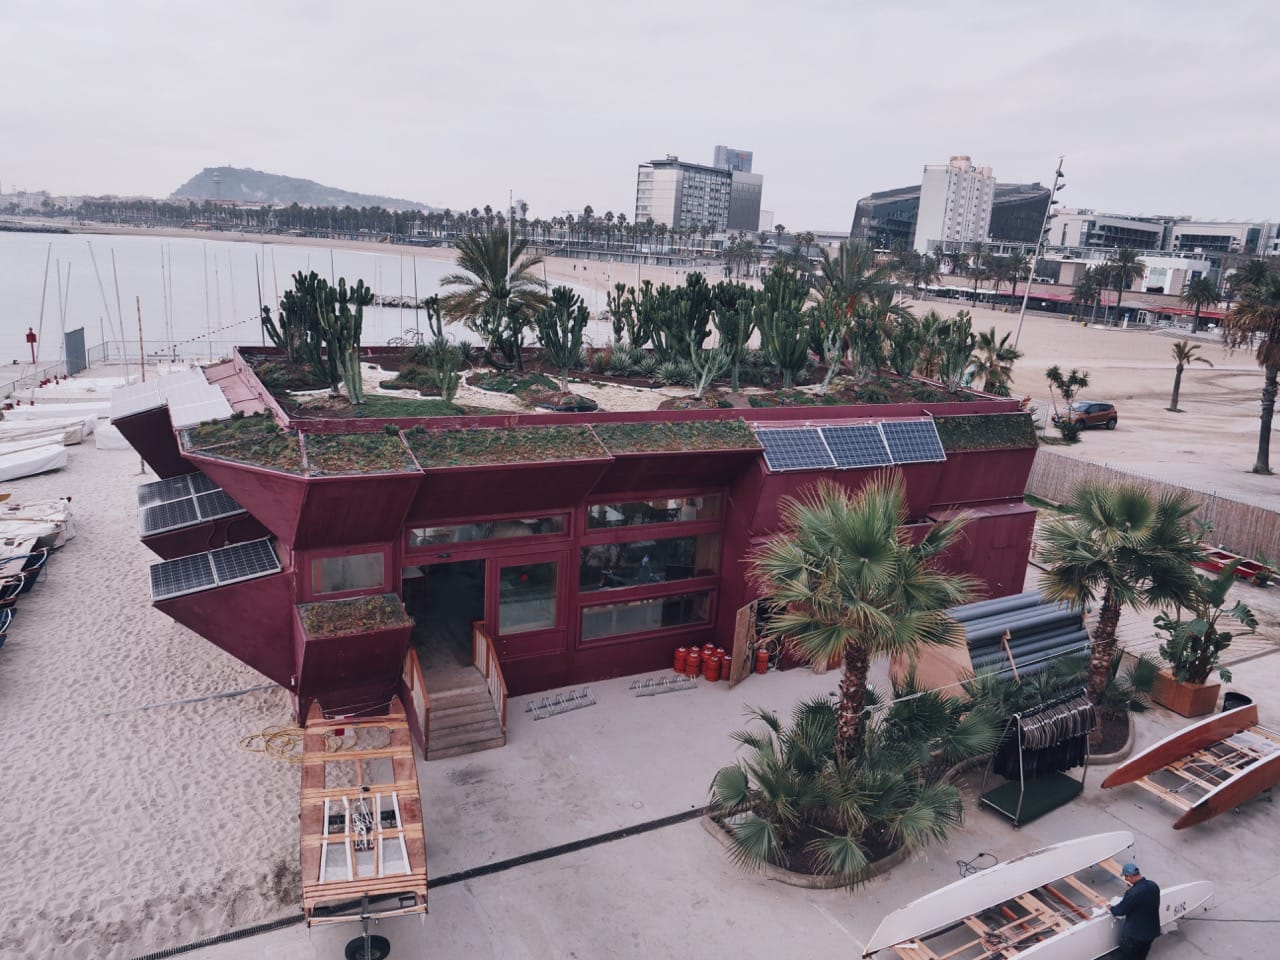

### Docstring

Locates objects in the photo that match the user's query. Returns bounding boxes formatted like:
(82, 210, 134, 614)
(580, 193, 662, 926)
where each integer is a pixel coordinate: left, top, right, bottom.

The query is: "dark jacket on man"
(1111, 877, 1161, 943)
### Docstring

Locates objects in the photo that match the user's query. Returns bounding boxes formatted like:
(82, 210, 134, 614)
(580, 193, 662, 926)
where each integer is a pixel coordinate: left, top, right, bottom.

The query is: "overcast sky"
(3, 0, 1277, 231)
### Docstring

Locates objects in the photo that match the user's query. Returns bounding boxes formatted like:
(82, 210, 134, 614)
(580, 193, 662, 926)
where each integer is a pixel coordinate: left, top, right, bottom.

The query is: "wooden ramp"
(300, 696, 428, 925)
(425, 665, 506, 760)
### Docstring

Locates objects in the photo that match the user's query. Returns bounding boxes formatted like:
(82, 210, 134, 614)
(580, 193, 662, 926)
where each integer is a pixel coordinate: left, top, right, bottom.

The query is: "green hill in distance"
(171, 166, 435, 212)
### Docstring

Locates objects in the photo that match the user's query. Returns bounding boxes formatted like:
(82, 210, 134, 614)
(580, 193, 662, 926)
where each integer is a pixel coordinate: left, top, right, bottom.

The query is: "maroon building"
(112, 349, 1039, 750)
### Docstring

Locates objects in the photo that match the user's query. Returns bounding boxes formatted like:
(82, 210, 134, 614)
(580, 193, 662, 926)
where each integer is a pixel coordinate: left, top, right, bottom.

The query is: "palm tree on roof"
(1180, 275, 1221, 332)
(1220, 265, 1280, 474)
(439, 223, 549, 370)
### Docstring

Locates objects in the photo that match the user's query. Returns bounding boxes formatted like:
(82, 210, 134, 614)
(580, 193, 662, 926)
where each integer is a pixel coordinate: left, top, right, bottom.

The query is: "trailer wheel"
(344, 933, 391, 960)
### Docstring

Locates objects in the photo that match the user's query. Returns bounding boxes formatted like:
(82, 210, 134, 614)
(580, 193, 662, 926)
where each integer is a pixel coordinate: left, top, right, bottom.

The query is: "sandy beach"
(2, 240, 1277, 959)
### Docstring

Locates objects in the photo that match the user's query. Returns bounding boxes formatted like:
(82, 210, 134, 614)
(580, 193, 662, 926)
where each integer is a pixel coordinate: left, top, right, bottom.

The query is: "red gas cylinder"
(703, 654, 721, 682)
(754, 647, 770, 674)
(673, 647, 688, 674)
(701, 643, 715, 660)
(685, 648, 701, 677)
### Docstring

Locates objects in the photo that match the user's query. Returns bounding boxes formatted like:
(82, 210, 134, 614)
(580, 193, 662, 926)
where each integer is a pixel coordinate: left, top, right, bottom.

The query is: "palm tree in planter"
(1180, 275, 1220, 332)
(1220, 269, 1280, 475)
(1167, 339, 1213, 412)
(709, 681, 997, 887)
(440, 223, 550, 369)
(1037, 482, 1201, 741)
(749, 474, 978, 761)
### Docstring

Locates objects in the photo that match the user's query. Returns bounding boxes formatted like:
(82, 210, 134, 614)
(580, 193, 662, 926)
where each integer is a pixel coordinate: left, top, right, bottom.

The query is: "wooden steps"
(426, 667, 505, 760)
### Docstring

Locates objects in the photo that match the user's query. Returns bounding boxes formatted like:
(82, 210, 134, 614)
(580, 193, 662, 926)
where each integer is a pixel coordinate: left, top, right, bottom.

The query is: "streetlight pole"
(1013, 157, 1065, 350)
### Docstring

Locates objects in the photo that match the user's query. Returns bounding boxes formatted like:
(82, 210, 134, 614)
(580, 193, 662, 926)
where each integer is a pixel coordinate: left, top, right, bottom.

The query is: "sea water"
(0, 229, 601, 366)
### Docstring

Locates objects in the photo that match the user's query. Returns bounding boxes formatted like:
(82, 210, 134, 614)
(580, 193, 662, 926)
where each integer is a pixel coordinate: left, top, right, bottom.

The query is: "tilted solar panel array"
(821, 424, 893, 468)
(753, 420, 946, 473)
(136, 472, 247, 537)
(756, 428, 835, 472)
(149, 538, 280, 601)
(879, 420, 947, 463)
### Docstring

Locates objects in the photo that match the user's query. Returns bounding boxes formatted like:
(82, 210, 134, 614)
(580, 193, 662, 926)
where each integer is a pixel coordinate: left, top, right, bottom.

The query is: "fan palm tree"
(749, 474, 978, 760)
(1071, 268, 1100, 323)
(1180, 275, 1221, 332)
(1167, 339, 1213, 412)
(1220, 269, 1280, 474)
(439, 224, 550, 369)
(1037, 483, 1201, 740)
(1105, 248, 1145, 324)
(1006, 250, 1031, 300)
(972, 327, 1022, 395)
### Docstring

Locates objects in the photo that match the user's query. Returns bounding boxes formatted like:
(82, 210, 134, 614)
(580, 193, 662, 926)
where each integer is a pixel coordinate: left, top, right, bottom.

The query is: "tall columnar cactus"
(315, 277, 373, 403)
(534, 286, 589, 390)
(756, 264, 811, 388)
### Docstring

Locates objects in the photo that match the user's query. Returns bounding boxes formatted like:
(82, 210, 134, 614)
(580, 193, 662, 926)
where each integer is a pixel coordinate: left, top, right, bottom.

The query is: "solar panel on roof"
(187, 472, 220, 495)
(140, 497, 200, 536)
(210, 539, 280, 586)
(755, 428, 835, 472)
(137, 474, 194, 507)
(821, 424, 893, 469)
(149, 554, 217, 601)
(195, 489, 245, 522)
(881, 420, 947, 464)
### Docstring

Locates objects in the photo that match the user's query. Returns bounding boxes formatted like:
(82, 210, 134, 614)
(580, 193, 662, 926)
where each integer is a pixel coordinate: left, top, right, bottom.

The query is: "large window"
(498, 562, 558, 635)
(580, 534, 719, 592)
(409, 515, 566, 548)
(311, 552, 385, 595)
(581, 592, 711, 642)
(586, 496, 719, 530)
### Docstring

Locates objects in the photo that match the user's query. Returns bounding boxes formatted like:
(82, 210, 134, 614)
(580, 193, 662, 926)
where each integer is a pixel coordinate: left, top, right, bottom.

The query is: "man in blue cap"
(1110, 862, 1161, 958)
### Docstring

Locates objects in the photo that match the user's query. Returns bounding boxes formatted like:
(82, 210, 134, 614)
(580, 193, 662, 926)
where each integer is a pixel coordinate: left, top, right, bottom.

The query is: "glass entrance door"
(490, 551, 567, 658)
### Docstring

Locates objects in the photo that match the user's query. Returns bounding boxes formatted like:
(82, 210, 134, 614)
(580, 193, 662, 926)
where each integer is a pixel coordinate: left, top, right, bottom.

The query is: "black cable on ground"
(128, 805, 710, 959)
(956, 852, 999, 877)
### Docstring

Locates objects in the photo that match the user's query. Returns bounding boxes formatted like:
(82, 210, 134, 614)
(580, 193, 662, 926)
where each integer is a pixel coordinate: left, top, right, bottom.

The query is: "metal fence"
(1027, 448, 1279, 561)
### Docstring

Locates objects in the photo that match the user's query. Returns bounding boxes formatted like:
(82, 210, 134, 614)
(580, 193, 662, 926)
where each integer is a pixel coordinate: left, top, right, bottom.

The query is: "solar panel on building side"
(149, 554, 217, 601)
(881, 420, 947, 463)
(820, 424, 893, 469)
(755, 428, 835, 472)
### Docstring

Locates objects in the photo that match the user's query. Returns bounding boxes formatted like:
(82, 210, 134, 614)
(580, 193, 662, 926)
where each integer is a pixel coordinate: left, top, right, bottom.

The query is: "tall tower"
(912, 156, 995, 253)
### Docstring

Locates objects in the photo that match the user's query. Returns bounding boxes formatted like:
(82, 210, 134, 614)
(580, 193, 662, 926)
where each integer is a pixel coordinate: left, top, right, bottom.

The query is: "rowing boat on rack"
(1101, 702, 1280, 828)
(862, 831, 1213, 958)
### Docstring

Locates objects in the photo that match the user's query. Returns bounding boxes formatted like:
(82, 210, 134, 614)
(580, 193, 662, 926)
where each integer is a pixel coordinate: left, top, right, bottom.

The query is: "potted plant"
(1152, 561, 1258, 717)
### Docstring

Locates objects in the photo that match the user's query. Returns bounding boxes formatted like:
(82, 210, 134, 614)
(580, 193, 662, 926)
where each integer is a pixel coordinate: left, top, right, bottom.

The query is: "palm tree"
(1037, 483, 1201, 740)
(1071, 268, 1100, 323)
(749, 474, 978, 759)
(1105, 248, 1145, 325)
(972, 327, 1022, 395)
(1167, 339, 1213, 412)
(1006, 250, 1031, 300)
(1180, 275, 1220, 332)
(439, 224, 550, 369)
(1220, 269, 1280, 474)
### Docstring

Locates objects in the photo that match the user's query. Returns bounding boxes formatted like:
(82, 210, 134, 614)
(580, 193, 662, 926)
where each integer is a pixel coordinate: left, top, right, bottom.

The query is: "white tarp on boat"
(5, 402, 110, 424)
(0, 444, 68, 481)
(0, 498, 74, 548)
(94, 422, 132, 450)
(0, 417, 91, 442)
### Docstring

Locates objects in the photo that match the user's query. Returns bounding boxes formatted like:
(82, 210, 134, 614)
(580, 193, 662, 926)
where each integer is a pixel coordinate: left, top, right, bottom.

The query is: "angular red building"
(112, 349, 1039, 749)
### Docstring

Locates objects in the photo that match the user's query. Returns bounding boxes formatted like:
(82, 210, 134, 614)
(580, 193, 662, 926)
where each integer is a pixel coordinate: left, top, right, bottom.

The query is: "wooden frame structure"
(300, 696, 429, 926)
(1101, 703, 1280, 829)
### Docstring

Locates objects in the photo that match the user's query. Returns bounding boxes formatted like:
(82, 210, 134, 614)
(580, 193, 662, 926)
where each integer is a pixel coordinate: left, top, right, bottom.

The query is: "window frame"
(300, 543, 392, 602)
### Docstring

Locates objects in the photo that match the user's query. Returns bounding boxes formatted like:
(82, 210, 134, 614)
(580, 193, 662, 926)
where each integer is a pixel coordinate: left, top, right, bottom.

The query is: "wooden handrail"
(472, 621, 509, 735)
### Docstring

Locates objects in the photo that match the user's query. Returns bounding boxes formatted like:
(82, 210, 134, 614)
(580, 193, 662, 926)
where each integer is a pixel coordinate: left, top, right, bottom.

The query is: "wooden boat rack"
(1101, 703, 1280, 828)
(300, 696, 428, 925)
(884, 859, 1125, 959)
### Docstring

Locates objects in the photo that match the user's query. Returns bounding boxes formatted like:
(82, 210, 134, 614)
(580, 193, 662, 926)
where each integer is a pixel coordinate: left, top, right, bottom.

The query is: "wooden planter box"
(1152, 669, 1220, 718)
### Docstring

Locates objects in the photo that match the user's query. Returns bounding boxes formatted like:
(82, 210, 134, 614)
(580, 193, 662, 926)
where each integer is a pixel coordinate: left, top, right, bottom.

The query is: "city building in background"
(713, 145, 753, 173)
(912, 156, 996, 253)
(635, 146, 763, 234)
(851, 181, 1049, 251)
